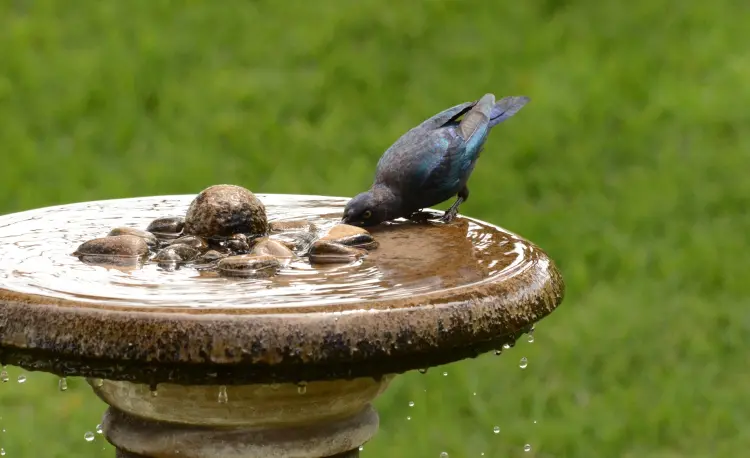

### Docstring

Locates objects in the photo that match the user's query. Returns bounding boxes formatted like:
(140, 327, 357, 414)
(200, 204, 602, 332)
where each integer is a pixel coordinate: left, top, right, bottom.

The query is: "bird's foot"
(439, 209, 459, 224)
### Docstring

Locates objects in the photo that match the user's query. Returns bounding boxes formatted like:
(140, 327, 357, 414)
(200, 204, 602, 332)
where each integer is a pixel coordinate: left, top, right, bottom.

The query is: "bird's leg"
(440, 186, 470, 223)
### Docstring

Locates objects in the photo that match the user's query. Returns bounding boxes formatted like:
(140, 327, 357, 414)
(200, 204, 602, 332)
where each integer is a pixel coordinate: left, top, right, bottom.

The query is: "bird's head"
(342, 188, 397, 227)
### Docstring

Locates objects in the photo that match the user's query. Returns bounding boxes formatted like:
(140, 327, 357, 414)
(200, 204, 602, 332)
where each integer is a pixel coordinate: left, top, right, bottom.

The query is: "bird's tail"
(488, 96, 530, 128)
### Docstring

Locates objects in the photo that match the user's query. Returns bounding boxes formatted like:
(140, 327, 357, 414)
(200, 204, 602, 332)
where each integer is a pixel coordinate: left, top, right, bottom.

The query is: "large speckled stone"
(183, 185, 268, 238)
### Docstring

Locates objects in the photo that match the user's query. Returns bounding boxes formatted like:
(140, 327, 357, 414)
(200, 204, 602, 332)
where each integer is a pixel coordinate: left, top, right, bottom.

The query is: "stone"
(269, 231, 317, 253)
(74, 235, 150, 258)
(168, 244, 201, 262)
(217, 254, 281, 278)
(196, 250, 226, 263)
(251, 238, 295, 259)
(225, 233, 251, 254)
(166, 235, 208, 251)
(184, 185, 268, 238)
(107, 227, 159, 249)
(319, 224, 378, 250)
(146, 216, 185, 235)
(308, 241, 366, 264)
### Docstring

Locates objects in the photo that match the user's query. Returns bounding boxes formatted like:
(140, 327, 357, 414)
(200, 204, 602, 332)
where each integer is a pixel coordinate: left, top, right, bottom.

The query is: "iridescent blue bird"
(342, 93, 530, 227)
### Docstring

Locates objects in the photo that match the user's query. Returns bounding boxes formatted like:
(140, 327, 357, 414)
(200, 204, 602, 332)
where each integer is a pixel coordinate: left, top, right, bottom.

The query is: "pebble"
(308, 241, 366, 264)
(166, 235, 208, 251)
(184, 185, 268, 238)
(107, 227, 159, 249)
(73, 235, 150, 267)
(196, 250, 226, 263)
(319, 224, 378, 250)
(269, 220, 318, 234)
(251, 238, 295, 259)
(217, 254, 281, 278)
(146, 216, 185, 235)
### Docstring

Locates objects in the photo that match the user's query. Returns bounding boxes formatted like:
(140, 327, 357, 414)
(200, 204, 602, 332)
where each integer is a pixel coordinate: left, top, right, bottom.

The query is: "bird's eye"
(362, 210, 372, 219)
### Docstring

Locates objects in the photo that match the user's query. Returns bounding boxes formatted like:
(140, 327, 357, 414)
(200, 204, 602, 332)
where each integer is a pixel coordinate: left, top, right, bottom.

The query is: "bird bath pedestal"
(0, 194, 564, 458)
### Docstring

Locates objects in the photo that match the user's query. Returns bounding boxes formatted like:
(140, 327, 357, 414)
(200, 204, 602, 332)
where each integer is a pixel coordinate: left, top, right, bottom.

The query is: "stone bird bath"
(0, 191, 564, 458)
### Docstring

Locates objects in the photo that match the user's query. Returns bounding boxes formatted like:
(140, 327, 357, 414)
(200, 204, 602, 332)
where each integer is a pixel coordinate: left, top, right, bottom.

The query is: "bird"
(341, 93, 530, 227)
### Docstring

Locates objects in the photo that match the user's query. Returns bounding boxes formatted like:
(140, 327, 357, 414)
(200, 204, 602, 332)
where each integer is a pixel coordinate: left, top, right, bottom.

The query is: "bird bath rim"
(0, 193, 565, 386)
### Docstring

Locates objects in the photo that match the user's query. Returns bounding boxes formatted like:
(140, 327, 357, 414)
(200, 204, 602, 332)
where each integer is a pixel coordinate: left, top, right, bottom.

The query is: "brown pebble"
(319, 224, 378, 250)
(146, 216, 185, 235)
(217, 254, 281, 278)
(308, 240, 366, 264)
(167, 235, 208, 251)
(251, 238, 295, 259)
(75, 235, 150, 258)
(107, 227, 159, 249)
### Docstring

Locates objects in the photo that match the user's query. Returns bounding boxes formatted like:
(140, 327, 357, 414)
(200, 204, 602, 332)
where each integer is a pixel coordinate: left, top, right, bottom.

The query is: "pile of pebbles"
(73, 184, 378, 278)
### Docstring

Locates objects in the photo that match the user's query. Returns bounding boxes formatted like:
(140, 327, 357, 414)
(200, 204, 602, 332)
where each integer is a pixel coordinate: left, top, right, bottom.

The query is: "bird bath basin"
(0, 194, 564, 458)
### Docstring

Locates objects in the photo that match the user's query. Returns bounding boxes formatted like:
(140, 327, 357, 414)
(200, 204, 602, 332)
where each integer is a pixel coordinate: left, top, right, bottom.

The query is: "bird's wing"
(458, 93, 494, 142)
(415, 101, 476, 132)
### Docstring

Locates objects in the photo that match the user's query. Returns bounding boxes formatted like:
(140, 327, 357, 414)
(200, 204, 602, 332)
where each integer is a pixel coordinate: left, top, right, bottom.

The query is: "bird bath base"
(0, 194, 564, 457)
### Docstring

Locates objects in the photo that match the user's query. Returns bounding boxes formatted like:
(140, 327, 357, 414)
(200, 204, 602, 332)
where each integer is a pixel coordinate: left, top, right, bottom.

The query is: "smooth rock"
(225, 233, 251, 254)
(146, 216, 185, 235)
(107, 227, 159, 249)
(74, 235, 150, 258)
(196, 250, 226, 263)
(319, 224, 378, 250)
(217, 254, 281, 278)
(167, 244, 201, 262)
(184, 185, 268, 238)
(251, 238, 295, 259)
(166, 235, 208, 251)
(308, 241, 366, 264)
(269, 231, 317, 253)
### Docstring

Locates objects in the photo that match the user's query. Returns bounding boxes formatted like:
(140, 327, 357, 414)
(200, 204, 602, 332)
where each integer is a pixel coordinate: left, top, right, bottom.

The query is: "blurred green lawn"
(1, 1, 749, 457)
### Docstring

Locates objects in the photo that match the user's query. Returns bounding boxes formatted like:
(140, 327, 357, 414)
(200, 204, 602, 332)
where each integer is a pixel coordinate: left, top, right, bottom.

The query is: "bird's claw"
(440, 209, 458, 224)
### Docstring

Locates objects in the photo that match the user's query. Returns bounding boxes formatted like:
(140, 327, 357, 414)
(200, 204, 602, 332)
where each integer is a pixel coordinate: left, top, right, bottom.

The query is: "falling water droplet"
(218, 386, 228, 404)
(17, 375, 26, 384)
(493, 426, 500, 434)
(440, 452, 449, 458)
(297, 382, 307, 395)
(96, 424, 103, 434)
(527, 334, 535, 343)
(519, 357, 528, 369)
(418, 368, 428, 374)
(408, 401, 414, 407)
(442, 371, 448, 376)
(533, 420, 538, 424)
(524, 444, 531, 452)
(150, 389, 158, 397)
(358, 446, 364, 451)
(406, 416, 411, 420)
(84, 431, 95, 442)
(58, 377, 68, 392)
(93, 378, 104, 387)
(0, 447, 5, 456)
(494, 349, 502, 355)
(472, 392, 477, 396)
(0, 368, 8, 383)
(502, 343, 511, 350)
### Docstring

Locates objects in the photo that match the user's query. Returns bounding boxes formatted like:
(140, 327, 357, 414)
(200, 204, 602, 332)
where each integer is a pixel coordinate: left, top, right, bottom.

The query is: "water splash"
(418, 368, 428, 374)
(0, 447, 5, 456)
(0, 367, 7, 383)
(93, 378, 104, 387)
(493, 426, 500, 434)
(84, 432, 95, 442)
(218, 386, 228, 404)
(440, 453, 448, 457)
(524, 444, 532, 452)
(58, 377, 68, 391)
(96, 424, 103, 434)
(408, 401, 414, 407)
(296, 382, 307, 395)
(16, 375, 25, 384)
(442, 371, 448, 377)
(519, 357, 528, 369)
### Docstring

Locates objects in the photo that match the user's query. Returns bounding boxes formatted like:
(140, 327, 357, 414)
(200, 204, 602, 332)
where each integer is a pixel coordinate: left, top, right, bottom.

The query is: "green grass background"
(1, 0, 748, 457)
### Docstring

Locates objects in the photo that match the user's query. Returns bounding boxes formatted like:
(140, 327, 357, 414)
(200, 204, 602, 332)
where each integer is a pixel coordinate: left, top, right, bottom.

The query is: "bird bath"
(0, 193, 564, 458)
